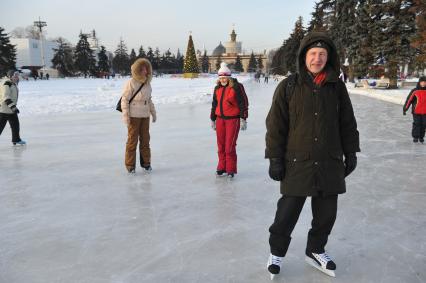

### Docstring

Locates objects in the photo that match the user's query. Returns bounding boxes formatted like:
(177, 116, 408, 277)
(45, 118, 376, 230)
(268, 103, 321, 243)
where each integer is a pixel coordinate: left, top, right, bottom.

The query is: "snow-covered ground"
(13, 75, 416, 117)
(15, 75, 251, 116)
(347, 83, 414, 106)
(1, 77, 425, 283)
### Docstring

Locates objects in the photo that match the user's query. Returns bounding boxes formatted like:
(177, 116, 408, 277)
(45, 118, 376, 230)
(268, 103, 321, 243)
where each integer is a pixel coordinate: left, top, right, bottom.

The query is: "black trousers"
(412, 114, 426, 139)
(0, 113, 21, 143)
(269, 194, 338, 257)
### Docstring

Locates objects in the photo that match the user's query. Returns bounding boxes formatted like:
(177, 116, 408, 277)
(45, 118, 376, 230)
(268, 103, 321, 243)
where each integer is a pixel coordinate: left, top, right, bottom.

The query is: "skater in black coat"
(265, 32, 360, 279)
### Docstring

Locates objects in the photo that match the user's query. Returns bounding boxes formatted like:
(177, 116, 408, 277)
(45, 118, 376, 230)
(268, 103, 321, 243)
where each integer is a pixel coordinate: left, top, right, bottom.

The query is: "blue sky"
(4, 0, 316, 55)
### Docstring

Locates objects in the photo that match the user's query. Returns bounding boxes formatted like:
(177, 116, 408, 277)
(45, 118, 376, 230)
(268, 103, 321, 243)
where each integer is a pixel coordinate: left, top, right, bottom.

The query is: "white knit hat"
(218, 62, 231, 77)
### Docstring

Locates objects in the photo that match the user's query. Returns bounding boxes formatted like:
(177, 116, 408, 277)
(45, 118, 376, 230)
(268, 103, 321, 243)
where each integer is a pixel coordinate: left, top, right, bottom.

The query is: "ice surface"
(1, 78, 425, 283)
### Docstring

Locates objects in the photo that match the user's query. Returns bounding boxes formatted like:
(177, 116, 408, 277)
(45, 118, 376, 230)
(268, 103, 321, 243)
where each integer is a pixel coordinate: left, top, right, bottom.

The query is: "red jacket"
(210, 80, 247, 120)
(404, 88, 426, 115)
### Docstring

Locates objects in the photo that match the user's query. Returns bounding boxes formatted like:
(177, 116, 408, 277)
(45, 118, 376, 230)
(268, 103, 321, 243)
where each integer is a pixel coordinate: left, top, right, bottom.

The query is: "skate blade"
(305, 256, 335, 277)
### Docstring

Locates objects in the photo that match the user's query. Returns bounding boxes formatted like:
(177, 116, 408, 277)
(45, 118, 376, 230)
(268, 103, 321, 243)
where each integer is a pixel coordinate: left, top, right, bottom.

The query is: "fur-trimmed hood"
(131, 58, 153, 83)
(297, 32, 340, 82)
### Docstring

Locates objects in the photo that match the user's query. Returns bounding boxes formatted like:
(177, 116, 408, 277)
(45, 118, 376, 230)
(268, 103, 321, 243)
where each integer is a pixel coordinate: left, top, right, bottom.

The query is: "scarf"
(313, 71, 327, 86)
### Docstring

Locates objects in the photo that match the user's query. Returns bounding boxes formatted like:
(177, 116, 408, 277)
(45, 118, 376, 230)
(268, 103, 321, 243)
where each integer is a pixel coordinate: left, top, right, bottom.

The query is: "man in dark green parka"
(265, 32, 360, 279)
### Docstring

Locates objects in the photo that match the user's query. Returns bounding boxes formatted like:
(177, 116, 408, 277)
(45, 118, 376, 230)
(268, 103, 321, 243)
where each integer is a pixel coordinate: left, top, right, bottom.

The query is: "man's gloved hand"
(240, 119, 247, 131)
(152, 113, 157, 123)
(269, 158, 285, 181)
(11, 106, 19, 114)
(344, 152, 357, 177)
(403, 111, 406, 116)
(211, 120, 216, 131)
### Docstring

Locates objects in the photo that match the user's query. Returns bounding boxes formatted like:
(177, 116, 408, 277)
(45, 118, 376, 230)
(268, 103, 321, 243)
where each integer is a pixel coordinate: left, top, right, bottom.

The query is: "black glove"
(344, 153, 357, 177)
(403, 110, 406, 116)
(11, 106, 19, 114)
(269, 158, 285, 181)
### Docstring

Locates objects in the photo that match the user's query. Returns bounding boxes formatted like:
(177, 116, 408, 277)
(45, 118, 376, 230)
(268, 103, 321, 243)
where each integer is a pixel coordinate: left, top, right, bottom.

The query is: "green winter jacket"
(265, 32, 360, 196)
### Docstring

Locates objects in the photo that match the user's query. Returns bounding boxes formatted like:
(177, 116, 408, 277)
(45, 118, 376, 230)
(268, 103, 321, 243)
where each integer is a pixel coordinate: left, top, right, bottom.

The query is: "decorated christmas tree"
(183, 33, 199, 78)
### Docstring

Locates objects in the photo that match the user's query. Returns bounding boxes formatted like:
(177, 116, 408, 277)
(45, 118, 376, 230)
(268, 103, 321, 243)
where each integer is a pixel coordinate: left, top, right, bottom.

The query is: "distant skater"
(0, 70, 26, 146)
(403, 76, 426, 143)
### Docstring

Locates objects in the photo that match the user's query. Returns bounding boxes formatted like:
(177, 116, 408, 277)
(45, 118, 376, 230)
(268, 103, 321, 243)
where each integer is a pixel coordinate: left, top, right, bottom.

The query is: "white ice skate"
(267, 253, 283, 280)
(305, 251, 336, 277)
(12, 140, 26, 146)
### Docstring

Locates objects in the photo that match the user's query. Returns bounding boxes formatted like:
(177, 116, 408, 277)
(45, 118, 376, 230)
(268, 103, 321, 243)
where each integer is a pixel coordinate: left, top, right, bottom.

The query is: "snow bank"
(17, 75, 252, 116)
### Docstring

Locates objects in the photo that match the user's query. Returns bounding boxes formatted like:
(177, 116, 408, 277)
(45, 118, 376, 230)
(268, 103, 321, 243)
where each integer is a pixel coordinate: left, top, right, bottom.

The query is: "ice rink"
(1, 80, 425, 283)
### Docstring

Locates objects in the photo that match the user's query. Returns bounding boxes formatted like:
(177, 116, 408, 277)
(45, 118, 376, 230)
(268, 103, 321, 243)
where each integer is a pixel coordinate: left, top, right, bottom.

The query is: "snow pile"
(346, 83, 411, 105)
(15, 74, 419, 116)
(17, 74, 251, 116)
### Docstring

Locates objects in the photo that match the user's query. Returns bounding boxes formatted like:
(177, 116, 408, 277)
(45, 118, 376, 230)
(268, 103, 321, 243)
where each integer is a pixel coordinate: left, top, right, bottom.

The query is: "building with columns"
(207, 28, 267, 73)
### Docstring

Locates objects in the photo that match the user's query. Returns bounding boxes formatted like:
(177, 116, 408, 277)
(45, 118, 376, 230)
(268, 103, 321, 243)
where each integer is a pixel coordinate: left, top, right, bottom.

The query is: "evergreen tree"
(271, 42, 286, 75)
(129, 48, 137, 66)
(146, 47, 155, 65)
(138, 46, 146, 58)
(257, 55, 264, 71)
(331, 0, 357, 82)
(308, 2, 327, 32)
(285, 17, 306, 74)
(410, 0, 426, 71)
(247, 52, 257, 73)
(234, 55, 244, 72)
(51, 37, 74, 77)
(112, 38, 130, 75)
(97, 45, 110, 73)
(352, 0, 375, 78)
(74, 32, 96, 77)
(308, 0, 336, 32)
(201, 50, 209, 73)
(176, 49, 184, 73)
(0, 27, 16, 77)
(183, 34, 199, 74)
(153, 47, 161, 70)
(160, 49, 174, 72)
(377, 0, 416, 87)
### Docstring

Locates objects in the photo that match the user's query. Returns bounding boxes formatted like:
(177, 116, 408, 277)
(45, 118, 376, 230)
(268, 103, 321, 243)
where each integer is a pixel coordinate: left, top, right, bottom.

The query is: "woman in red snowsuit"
(210, 63, 248, 178)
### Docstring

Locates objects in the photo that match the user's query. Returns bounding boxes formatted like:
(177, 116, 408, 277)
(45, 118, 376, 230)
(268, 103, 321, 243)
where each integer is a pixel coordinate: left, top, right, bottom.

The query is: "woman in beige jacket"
(121, 58, 156, 173)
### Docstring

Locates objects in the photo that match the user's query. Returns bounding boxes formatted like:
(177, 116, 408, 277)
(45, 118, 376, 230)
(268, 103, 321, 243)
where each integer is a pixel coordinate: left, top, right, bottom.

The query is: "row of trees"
(52, 33, 186, 77)
(2, 26, 268, 78)
(0, 26, 187, 78)
(271, 0, 426, 88)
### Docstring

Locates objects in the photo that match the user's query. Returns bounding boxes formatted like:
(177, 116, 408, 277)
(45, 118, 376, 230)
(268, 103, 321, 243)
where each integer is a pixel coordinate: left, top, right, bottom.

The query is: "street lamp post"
(33, 17, 47, 69)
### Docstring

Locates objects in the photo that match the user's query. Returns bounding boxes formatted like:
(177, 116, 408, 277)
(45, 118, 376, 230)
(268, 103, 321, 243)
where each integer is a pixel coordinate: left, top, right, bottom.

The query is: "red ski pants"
(216, 117, 240, 173)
